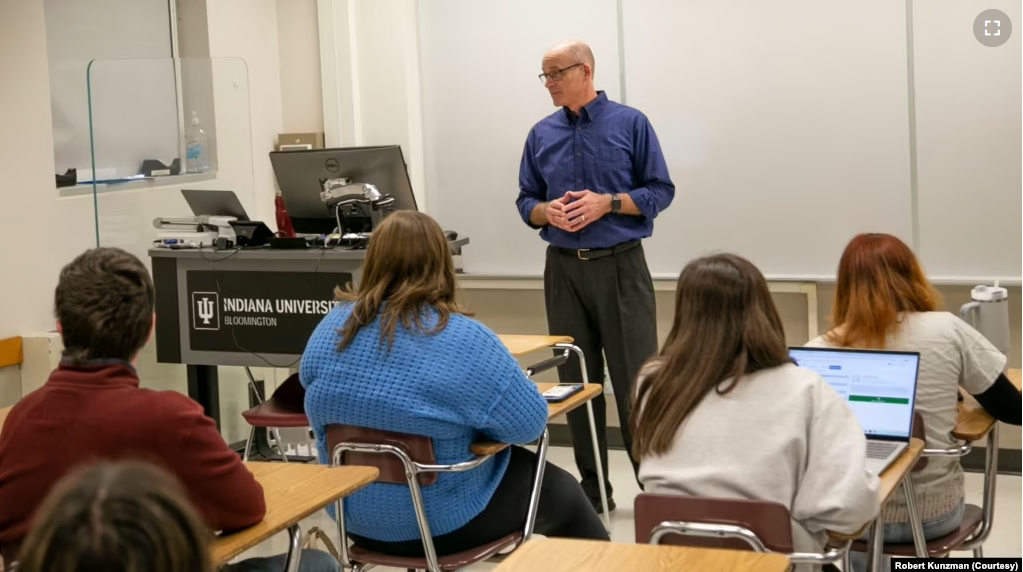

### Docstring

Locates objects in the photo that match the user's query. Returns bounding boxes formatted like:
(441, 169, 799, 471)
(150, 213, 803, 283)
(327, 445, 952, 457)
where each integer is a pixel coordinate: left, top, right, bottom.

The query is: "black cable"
(198, 242, 302, 369)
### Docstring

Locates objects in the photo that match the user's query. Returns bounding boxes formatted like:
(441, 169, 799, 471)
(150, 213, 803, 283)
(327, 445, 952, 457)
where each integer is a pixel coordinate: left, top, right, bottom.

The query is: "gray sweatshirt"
(637, 362, 881, 566)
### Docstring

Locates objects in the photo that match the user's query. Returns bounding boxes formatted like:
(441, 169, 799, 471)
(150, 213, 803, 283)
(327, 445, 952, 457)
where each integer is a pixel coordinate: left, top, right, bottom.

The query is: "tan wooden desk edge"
(470, 383, 602, 455)
(826, 438, 924, 542)
(954, 368, 1020, 441)
(493, 538, 791, 572)
(0, 407, 10, 437)
(211, 463, 378, 565)
(497, 334, 574, 358)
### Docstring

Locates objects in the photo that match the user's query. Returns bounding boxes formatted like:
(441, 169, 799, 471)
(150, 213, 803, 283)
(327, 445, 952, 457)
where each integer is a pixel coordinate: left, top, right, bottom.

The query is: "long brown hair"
(16, 462, 213, 572)
(827, 233, 940, 349)
(631, 254, 792, 461)
(335, 211, 471, 351)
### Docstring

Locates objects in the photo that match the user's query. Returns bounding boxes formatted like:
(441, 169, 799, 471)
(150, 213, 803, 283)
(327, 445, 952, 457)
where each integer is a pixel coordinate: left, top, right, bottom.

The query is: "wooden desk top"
(878, 438, 923, 505)
(827, 438, 924, 542)
(471, 383, 603, 456)
(493, 538, 790, 572)
(212, 462, 378, 566)
(498, 335, 573, 358)
(953, 368, 1021, 441)
(1008, 368, 1021, 390)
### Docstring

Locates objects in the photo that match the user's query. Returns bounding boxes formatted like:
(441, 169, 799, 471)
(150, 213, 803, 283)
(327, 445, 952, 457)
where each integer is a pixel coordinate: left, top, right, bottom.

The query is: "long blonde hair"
(335, 211, 472, 351)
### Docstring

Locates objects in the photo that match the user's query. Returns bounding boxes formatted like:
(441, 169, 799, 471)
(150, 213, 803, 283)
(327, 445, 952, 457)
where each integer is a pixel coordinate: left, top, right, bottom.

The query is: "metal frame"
(241, 367, 289, 463)
(331, 429, 550, 572)
(283, 524, 304, 572)
(649, 521, 851, 567)
(856, 421, 1000, 567)
(551, 342, 611, 530)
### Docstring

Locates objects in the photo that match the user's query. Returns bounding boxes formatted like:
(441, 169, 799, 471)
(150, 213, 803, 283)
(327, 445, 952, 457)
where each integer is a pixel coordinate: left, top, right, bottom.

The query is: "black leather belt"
(556, 240, 640, 260)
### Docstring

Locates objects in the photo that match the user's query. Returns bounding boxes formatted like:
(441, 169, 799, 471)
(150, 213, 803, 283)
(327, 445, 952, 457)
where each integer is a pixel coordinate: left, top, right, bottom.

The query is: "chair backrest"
(912, 411, 928, 472)
(634, 493, 795, 553)
(270, 373, 306, 409)
(326, 424, 438, 486)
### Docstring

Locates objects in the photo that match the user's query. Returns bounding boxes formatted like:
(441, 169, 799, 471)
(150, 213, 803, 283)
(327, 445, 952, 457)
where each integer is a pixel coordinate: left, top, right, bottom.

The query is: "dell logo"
(192, 292, 220, 330)
(325, 158, 340, 173)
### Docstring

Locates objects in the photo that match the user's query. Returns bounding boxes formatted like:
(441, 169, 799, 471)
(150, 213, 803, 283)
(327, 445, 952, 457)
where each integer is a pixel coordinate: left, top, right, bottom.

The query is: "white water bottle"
(185, 111, 209, 173)
(960, 283, 1011, 359)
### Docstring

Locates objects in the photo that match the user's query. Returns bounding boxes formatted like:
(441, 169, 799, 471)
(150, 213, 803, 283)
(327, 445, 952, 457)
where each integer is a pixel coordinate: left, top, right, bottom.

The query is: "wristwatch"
(610, 193, 622, 214)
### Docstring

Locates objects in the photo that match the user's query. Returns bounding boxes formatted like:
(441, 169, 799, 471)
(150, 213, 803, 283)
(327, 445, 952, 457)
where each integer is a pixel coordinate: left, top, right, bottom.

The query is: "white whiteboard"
(622, 0, 913, 279)
(417, 0, 621, 275)
(912, 0, 1022, 283)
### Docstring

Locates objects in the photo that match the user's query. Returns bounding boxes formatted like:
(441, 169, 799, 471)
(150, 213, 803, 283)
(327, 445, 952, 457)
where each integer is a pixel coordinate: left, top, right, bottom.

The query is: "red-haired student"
(807, 233, 1020, 567)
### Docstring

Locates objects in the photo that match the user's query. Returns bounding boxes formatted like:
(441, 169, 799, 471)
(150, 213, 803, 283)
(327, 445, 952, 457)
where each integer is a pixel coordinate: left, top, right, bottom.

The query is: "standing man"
(515, 40, 675, 513)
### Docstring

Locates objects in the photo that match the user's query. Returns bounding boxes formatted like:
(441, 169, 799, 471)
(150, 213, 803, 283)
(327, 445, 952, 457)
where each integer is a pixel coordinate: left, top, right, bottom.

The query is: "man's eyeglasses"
(538, 63, 583, 84)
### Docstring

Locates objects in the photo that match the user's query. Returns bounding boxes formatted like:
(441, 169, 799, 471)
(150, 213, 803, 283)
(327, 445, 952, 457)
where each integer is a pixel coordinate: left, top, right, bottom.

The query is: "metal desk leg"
(523, 428, 550, 541)
(187, 365, 220, 430)
(902, 475, 927, 557)
(867, 518, 884, 572)
(284, 524, 304, 572)
(585, 400, 611, 530)
(557, 343, 611, 531)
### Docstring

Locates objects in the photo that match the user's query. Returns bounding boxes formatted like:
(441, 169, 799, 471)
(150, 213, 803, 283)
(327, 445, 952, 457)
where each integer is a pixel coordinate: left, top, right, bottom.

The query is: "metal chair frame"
(331, 429, 550, 572)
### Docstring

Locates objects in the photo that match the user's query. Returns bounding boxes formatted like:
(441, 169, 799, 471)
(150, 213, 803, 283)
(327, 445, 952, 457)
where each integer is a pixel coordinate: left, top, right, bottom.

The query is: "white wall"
(277, 0, 324, 134)
(319, 0, 426, 210)
(45, 0, 179, 177)
(0, 1, 63, 339)
(208, 0, 283, 227)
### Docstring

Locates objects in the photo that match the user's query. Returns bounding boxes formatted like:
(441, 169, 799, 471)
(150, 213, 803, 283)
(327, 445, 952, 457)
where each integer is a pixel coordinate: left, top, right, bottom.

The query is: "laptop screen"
(788, 347, 920, 439)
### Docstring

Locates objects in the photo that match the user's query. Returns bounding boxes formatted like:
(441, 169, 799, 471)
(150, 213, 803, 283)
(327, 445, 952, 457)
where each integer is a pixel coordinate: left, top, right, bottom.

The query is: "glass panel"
(86, 57, 255, 444)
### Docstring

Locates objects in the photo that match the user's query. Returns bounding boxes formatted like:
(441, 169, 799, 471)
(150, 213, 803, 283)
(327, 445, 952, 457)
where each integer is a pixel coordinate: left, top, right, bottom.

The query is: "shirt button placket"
(575, 126, 583, 189)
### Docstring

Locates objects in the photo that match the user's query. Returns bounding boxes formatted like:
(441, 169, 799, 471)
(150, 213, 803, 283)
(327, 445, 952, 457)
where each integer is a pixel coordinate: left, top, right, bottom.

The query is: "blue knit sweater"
(300, 304, 549, 542)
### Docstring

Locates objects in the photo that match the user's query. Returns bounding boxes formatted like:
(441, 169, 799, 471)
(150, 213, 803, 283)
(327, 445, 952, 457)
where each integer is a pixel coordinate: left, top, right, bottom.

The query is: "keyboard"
(866, 441, 901, 459)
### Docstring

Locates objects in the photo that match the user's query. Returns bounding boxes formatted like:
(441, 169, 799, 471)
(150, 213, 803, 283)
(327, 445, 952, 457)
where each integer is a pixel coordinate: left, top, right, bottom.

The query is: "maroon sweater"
(0, 361, 266, 551)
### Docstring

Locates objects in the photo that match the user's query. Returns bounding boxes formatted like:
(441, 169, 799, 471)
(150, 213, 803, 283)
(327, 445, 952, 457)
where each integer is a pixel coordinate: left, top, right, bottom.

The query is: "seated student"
(0, 247, 336, 572)
(806, 233, 1021, 565)
(15, 461, 214, 572)
(301, 210, 608, 557)
(632, 253, 880, 569)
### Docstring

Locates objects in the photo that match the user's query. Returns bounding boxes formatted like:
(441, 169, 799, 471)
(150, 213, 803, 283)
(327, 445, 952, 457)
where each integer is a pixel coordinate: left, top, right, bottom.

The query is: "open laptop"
(789, 347, 920, 474)
(181, 189, 250, 221)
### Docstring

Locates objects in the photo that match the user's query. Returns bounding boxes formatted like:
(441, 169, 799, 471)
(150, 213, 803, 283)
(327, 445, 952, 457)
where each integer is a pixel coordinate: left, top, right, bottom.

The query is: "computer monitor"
(788, 347, 919, 439)
(269, 146, 418, 235)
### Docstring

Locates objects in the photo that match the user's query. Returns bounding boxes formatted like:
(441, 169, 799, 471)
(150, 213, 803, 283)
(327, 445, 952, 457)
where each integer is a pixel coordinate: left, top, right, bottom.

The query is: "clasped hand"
(546, 190, 611, 233)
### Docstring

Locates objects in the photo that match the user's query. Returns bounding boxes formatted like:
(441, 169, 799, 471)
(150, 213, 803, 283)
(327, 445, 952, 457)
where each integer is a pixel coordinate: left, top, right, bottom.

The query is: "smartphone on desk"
(543, 384, 584, 403)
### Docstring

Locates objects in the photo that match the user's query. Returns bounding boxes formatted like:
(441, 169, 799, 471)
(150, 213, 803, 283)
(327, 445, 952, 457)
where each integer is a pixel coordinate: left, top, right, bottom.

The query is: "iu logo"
(192, 292, 220, 331)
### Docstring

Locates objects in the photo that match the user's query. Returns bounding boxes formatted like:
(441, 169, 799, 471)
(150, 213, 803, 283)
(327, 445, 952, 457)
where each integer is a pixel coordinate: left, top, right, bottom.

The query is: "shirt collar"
(563, 91, 608, 124)
(60, 355, 138, 375)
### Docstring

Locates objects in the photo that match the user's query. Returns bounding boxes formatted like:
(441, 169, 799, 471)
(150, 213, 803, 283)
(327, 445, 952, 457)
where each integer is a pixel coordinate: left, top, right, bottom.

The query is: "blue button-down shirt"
(516, 91, 675, 249)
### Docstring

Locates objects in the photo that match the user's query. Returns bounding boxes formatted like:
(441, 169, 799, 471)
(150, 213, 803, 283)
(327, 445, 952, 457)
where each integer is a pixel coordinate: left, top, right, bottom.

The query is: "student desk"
(492, 538, 791, 572)
(494, 335, 611, 528)
(498, 334, 573, 358)
(213, 462, 378, 569)
(471, 383, 604, 455)
(828, 438, 924, 571)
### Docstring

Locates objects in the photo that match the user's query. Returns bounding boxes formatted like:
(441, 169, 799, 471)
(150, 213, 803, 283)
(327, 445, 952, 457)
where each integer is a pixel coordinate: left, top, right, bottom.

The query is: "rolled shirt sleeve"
(627, 115, 675, 220)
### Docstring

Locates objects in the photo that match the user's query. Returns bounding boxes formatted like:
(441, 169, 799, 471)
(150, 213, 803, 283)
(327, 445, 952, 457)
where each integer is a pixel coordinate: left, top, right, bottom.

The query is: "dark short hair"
(15, 462, 213, 572)
(54, 248, 155, 362)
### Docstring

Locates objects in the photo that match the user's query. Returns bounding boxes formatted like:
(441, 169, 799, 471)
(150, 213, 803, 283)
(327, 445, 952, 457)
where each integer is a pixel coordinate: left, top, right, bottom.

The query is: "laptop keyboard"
(866, 441, 900, 460)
